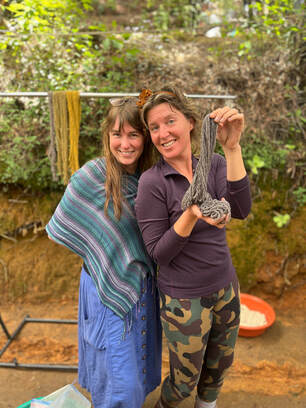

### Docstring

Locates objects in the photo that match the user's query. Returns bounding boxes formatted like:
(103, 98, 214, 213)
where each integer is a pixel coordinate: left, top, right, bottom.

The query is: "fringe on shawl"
(122, 273, 158, 340)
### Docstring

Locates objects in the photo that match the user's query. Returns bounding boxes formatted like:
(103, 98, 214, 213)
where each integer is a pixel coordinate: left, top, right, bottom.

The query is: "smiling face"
(109, 117, 145, 174)
(147, 103, 194, 163)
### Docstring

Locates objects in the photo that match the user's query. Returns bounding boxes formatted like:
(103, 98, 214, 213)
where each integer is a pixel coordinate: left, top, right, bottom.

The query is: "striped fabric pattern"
(46, 158, 155, 319)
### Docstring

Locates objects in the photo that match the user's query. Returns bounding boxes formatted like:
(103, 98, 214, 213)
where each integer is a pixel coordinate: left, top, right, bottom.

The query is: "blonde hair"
(101, 97, 154, 219)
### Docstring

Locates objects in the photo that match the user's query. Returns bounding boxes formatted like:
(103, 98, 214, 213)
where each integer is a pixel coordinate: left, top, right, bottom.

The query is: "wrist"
(223, 144, 242, 155)
(174, 208, 197, 237)
(187, 205, 203, 220)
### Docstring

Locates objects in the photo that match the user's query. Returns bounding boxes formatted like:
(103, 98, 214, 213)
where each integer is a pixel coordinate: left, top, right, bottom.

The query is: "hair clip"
(137, 88, 153, 108)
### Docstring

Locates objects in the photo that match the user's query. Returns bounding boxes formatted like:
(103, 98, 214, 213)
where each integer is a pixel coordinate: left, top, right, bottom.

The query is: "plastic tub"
(239, 293, 276, 337)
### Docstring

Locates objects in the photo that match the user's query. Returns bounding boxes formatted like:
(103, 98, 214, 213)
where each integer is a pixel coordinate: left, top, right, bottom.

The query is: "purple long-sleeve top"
(135, 154, 252, 298)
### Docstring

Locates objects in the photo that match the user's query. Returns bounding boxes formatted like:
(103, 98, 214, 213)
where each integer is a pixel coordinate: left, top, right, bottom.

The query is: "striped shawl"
(46, 158, 155, 319)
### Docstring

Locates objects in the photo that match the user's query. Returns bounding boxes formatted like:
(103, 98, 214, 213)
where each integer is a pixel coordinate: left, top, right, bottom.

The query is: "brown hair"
(140, 85, 201, 151)
(101, 97, 154, 219)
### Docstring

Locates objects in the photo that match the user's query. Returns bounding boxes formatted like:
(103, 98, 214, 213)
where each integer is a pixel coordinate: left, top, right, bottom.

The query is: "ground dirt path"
(0, 284, 305, 408)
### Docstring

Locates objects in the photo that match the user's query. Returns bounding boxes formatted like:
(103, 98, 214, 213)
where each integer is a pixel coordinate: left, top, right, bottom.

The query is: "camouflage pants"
(159, 281, 240, 406)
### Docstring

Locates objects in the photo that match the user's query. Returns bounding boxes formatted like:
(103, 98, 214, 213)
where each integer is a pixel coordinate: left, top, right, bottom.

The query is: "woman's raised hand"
(210, 107, 244, 151)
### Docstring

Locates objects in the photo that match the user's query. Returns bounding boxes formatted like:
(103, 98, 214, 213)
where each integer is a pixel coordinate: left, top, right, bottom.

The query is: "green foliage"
(143, 0, 206, 32)
(241, 134, 301, 174)
(293, 187, 306, 206)
(0, 0, 142, 188)
(228, 188, 305, 290)
(273, 213, 290, 228)
(223, 0, 305, 59)
(0, 32, 138, 92)
(0, 100, 52, 188)
(94, 0, 117, 12)
(235, 129, 305, 210)
(247, 154, 265, 175)
(0, 97, 107, 189)
(1, 0, 92, 34)
(0, 0, 139, 91)
(0, 0, 304, 205)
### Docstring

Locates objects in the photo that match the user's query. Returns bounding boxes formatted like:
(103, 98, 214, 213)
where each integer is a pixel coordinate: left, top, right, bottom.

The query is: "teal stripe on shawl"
(46, 158, 155, 319)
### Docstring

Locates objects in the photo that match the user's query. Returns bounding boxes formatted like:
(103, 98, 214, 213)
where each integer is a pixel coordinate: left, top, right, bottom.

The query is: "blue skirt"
(78, 268, 162, 408)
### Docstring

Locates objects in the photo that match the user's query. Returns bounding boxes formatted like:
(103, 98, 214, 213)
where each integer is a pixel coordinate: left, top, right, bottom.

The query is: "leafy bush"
(0, 0, 142, 188)
(0, 96, 112, 189)
(0, 100, 52, 188)
(223, 0, 305, 59)
(0, 0, 139, 91)
(143, 0, 207, 32)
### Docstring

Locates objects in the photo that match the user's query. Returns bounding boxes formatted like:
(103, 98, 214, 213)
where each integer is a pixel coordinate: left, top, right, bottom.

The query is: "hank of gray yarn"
(181, 114, 231, 220)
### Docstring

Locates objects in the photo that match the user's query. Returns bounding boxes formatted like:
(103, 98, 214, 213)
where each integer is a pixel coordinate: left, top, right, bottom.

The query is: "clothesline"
(0, 92, 237, 100)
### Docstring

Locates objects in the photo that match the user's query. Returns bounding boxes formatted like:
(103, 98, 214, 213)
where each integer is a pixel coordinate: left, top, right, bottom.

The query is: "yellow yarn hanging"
(51, 91, 81, 184)
(53, 91, 69, 184)
(66, 91, 81, 174)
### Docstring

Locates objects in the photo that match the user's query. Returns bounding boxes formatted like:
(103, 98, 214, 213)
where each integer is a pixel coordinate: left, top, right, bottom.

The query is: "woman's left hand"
(210, 107, 244, 151)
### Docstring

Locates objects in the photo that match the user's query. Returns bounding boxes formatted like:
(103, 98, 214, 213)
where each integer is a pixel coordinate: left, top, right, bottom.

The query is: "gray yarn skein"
(181, 114, 231, 220)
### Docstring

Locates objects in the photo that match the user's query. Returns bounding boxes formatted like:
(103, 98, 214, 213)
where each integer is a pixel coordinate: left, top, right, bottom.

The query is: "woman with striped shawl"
(46, 97, 162, 408)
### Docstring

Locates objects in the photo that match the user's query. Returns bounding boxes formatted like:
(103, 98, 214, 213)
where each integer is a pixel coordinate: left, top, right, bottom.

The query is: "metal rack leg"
(0, 314, 78, 370)
(0, 314, 11, 339)
(0, 314, 29, 358)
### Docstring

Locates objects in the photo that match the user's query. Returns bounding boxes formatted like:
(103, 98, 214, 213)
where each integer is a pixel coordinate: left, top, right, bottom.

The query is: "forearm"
(173, 206, 198, 237)
(223, 145, 246, 181)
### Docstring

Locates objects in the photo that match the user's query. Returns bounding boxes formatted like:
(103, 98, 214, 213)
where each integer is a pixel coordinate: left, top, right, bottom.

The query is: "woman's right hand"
(210, 106, 244, 152)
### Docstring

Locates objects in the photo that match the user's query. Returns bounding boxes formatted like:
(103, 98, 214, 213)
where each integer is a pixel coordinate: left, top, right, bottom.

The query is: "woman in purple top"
(135, 86, 251, 408)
